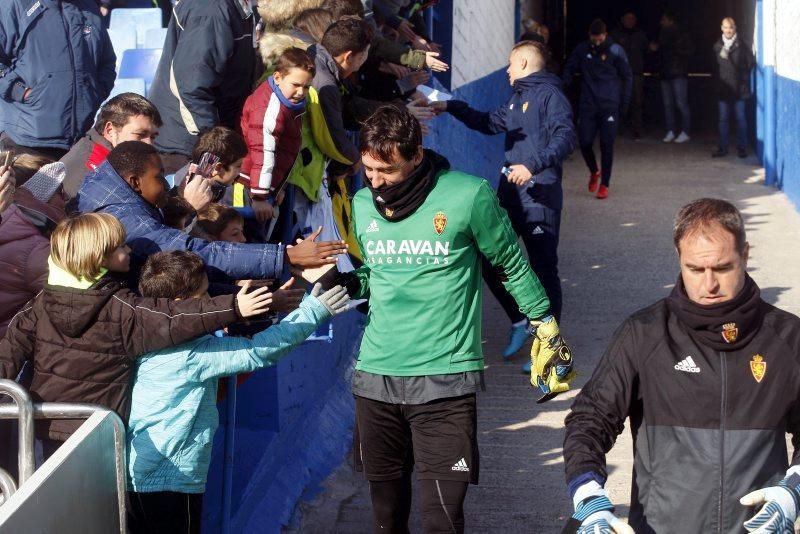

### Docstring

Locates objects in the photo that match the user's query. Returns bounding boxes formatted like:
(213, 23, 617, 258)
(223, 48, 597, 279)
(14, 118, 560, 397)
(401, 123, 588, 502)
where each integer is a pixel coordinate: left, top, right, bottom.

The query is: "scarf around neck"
(47, 256, 107, 289)
(666, 273, 764, 351)
(722, 34, 737, 50)
(364, 149, 448, 221)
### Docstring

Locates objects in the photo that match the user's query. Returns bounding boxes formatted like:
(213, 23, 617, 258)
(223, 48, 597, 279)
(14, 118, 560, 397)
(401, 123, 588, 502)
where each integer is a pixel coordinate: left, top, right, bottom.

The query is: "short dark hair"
(107, 141, 160, 179)
(162, 195, 194, 229)
(511, 40, 549, 62)
(589, 19, 607, 35)
(293, 8, 335, 43)
(191, 126, 248, 170)
(321, 17, 372, 57)
(359, 105, 421, 163)
(94, 92, 162, 134)
(320, 0, 364, 20)
(674, 198, 747, 255)
(195, 203, 244, 240)
(138, 250, 208, 299)
(276, 47, 316, 76)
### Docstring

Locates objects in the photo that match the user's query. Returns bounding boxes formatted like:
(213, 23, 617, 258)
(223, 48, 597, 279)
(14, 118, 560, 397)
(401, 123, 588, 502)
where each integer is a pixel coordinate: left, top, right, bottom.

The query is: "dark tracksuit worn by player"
(564, 275, 800, 533)
(446, 70, 576, 322)
(563, 38, 632, 187)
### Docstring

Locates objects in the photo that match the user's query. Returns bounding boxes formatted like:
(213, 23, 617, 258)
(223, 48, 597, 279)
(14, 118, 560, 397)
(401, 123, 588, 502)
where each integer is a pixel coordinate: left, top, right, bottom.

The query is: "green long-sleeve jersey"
(351, 169, 550, 376)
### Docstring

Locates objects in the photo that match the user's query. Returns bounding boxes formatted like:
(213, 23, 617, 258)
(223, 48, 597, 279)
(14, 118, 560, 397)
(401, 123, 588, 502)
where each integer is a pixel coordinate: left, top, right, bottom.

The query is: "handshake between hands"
(233, 226, 351, 319)
(234, 278, 350, 319)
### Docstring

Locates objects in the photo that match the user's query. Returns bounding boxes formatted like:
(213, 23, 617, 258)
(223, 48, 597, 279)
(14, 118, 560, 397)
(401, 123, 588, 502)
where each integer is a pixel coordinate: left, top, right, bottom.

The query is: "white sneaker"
(662, 131, 675, 143)
(674, 131, 690, 143)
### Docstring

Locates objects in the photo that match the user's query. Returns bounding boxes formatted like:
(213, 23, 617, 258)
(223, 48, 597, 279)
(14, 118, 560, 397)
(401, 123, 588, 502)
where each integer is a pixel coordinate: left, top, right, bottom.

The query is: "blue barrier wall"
(425, 69, 513, 188)
(197, 2, 515, 530)
(201, 313, 365, 533)
(755, 0, 800, 205)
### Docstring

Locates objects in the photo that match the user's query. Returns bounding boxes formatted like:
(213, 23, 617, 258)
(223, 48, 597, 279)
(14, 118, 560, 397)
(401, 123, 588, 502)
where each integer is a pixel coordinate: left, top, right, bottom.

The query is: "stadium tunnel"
(530, 0, 757, 136)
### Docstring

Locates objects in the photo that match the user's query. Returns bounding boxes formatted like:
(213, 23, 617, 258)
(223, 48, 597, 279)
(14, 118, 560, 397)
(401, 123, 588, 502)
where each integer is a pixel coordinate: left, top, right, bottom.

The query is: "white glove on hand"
(572, 481, 634, 534)
(741, 469, 800, 533)
(311, 284, 350, 316)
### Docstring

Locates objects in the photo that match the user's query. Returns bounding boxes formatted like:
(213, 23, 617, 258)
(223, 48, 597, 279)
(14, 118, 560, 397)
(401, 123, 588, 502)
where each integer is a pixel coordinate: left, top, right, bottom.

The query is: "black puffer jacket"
(564, 278, 800, 533)
(0, 276, 242, 440)
(712, 37, 755, 101)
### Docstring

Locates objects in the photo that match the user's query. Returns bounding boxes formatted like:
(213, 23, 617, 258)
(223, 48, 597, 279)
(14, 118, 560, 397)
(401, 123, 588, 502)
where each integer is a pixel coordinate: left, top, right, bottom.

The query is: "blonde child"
(0, 212, 273, 450)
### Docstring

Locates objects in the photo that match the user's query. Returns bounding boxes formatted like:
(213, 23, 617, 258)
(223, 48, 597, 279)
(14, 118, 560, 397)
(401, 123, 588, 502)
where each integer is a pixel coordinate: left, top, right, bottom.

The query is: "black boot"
(711, 148, 728, 158)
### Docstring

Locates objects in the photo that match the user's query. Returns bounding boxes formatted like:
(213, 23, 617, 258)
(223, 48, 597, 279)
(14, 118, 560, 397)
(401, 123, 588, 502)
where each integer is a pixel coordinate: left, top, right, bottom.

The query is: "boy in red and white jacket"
(240, 47, 316, 224)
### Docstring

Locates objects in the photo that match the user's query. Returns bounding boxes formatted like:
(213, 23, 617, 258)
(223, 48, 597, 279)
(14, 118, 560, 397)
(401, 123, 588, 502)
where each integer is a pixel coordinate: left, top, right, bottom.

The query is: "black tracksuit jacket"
(564, 298, 800, 533)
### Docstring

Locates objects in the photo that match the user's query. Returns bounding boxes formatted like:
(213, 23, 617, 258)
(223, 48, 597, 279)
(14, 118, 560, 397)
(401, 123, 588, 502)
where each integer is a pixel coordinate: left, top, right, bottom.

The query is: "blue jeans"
(718, 99, 747, 150)
(660, 78, 690, 133)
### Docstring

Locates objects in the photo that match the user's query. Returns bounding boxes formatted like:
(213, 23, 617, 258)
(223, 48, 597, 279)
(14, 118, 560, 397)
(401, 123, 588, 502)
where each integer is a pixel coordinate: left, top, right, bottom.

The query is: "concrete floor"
(291, 134, 800, 533)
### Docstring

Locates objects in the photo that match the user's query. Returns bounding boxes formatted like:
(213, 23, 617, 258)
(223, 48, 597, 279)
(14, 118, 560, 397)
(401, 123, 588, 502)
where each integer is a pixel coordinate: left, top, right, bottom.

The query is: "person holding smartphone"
(432, 40, 576, 368)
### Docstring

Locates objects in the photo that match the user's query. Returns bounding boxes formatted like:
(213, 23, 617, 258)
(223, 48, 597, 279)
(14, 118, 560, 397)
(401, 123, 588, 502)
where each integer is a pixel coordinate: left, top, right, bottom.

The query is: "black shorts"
(354, 394, 479, 484)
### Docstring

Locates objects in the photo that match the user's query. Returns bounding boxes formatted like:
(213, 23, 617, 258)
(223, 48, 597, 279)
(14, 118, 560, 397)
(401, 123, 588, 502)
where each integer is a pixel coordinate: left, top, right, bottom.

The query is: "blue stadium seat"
(93, 78, 146, 123)
(107, 29, 136, 70)
(109, 8, 162, 49)
(108, 78, 146, 99)
(143, 28, 168, 50)
(118, 49, 162, 96)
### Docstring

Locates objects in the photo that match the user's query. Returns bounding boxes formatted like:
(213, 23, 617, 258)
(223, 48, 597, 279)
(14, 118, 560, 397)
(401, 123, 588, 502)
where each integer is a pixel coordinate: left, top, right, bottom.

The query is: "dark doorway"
(540, 0, 756, 135)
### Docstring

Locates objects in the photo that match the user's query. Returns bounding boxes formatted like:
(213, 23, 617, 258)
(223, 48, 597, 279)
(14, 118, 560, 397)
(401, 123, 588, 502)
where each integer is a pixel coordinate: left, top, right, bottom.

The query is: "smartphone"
(186, 152, 220, 183)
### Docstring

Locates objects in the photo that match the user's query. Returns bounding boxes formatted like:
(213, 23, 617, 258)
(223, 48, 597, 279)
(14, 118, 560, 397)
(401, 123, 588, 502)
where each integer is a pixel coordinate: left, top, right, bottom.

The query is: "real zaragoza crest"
(433, 211, 447, 235)
(721, 322, 738, 344)
(750, 354, 766, 383)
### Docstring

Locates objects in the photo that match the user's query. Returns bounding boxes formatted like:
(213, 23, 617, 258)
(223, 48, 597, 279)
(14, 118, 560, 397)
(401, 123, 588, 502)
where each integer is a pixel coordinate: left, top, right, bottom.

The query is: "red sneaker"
(588, 170, 601, 193)
(596, 185, 609, 199)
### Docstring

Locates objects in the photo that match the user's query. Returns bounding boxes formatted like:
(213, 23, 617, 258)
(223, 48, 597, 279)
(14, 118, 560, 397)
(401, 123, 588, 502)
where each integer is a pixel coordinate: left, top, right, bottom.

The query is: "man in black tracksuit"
(433, 40, 576, 366)
(563, 19, 632, 200)
(563, 198, 800, 534)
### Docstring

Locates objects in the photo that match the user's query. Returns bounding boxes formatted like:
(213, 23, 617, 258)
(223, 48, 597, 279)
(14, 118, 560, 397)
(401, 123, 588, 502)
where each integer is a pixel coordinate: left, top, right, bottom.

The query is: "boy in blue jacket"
(126, 250, 350, 533)
(563, 19, 633, 199)
(76, 140, 348, 282)
(433, 40, 576, 367)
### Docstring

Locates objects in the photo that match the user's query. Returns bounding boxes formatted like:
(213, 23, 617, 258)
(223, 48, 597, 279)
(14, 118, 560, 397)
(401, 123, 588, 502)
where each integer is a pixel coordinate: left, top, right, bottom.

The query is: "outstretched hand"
(270, 277, 305, 313)
(235, 280, 273, 318)
(286, 226, 347, 269)
(425, 52, 449, 72)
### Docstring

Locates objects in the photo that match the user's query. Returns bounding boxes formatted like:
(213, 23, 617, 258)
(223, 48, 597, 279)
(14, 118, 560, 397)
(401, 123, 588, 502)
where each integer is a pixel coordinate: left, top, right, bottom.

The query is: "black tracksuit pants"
(578, 107, 619, 187)
(482, 197, 562, 323)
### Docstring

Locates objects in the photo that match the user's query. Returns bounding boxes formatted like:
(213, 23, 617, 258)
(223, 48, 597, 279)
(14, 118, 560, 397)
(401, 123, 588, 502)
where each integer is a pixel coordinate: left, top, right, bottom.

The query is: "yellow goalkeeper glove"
(529, 315, 575, 403)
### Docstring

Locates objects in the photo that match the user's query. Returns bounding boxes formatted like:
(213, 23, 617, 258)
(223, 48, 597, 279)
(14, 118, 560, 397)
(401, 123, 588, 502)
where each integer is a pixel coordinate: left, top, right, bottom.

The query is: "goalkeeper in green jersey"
(309, 106, 575, 533)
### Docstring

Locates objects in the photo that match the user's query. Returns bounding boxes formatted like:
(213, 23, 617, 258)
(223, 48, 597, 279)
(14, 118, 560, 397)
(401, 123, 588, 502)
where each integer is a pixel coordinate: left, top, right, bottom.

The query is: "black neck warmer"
(666, 273, 764, 351)
(363, 150, 449, 222)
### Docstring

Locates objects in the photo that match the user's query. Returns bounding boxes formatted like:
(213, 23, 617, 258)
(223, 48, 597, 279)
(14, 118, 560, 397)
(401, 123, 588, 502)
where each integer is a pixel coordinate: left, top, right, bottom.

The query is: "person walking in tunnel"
(328, 106, 574, 533)
(431, 40, 576, 366)
(652, 10, 693, 144)
(611, 12, 648, 140)
(562, 199, 800, 533)
(712, 17, 754, 159)
(563, 19, 632, 200)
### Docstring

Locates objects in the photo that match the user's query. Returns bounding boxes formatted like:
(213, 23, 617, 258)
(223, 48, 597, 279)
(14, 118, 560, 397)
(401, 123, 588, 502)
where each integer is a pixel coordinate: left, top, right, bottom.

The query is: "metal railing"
(0, 379, 127, 532)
